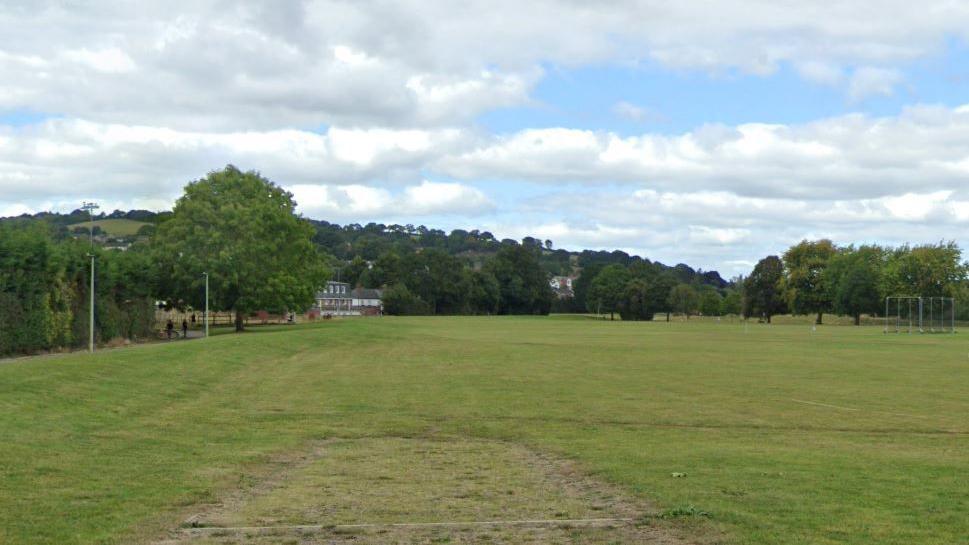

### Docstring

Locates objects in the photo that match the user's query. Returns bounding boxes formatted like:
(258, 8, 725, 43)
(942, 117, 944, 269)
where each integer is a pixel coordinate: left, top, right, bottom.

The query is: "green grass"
(68, 218, 149, 237)
(1, 317, 966, 544)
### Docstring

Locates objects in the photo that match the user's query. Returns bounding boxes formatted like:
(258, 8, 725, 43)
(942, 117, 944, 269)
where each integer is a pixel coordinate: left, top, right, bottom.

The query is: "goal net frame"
(883, 296, 956, 334)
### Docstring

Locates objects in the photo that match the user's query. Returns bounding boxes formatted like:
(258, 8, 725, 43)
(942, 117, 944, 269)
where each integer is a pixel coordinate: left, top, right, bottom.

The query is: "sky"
(2, 1, 969, 276)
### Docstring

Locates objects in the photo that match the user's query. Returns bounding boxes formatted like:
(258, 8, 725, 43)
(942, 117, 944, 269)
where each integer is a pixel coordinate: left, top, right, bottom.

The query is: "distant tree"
(744, 256, 787, 323)
(667, 284, 699, 319)
(71, 225, 104, 237)
(485, 244, 554, 315)
(573, 262, 605, 313)
(699, 288, 723, 316)
(422, 249, 471, 314)
(367, 251, 402, 287)
(881, 242, 966, 298)
(826, 246, 884, 325)
(344, 255, 369, 287)
(381, 283, 432, 315)
(469, 270, 500, 314)
(648, 271, 679, 321)
(153, 166, 328, 331)
(670, 263, 696, 284)
(720, 288, 743, 316)
(783, 239, 837, 324)
(135, 224, 156, 237)
(588, 264, 631, 320)
(522, 236, 543, 249)
(617, 278, 654, 321)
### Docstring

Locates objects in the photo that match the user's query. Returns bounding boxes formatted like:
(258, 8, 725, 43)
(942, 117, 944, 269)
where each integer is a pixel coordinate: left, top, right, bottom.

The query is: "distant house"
(549, 275, 575, 299)
(314, 282, 383, 316)
(316, 281, 353, 315)
(351, 287, 383, 315)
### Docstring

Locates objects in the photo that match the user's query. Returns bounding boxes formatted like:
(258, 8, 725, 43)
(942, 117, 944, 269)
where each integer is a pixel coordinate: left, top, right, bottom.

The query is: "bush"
(0, 224, 157, 355)
(382, 284, 432, 315)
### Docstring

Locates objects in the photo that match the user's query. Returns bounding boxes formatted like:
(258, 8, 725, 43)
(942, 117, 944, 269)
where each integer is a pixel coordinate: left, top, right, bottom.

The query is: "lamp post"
(202, 272, 209, 338)
(81, 201, 99, 352)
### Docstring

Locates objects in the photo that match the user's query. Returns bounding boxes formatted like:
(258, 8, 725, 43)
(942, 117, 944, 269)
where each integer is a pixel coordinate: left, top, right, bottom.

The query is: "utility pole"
(203, 272, 209, 338)
(81, 201, 99, 352)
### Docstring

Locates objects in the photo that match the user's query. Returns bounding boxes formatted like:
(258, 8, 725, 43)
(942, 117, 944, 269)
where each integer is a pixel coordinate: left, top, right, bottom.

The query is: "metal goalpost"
(884, 296, 955, 334)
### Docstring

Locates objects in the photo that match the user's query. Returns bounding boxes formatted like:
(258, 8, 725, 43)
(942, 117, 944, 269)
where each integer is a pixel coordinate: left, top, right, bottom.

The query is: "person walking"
(182, 319, 189, 339)
(166, 319, 174, 340)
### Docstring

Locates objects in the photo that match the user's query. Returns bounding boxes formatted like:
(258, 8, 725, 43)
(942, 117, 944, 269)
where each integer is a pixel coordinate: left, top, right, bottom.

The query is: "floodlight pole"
(81, 201, 99, 352)
(203, 272, 209, 338)
(89, 254, 95, 351)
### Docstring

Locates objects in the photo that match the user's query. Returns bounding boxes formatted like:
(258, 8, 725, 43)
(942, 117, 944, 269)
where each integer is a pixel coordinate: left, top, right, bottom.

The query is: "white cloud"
(0, 119, 468, 203)
(612, 101, 666, 123)
(1, 1, 968, 128)
(880, 191, 953, 221)
(402, 181, 494, 215)
(497, 187, 969, 276)
(289, 180, 492, 220)
(688, 226, 751, 245)
(436, 104, 969, 199)
(63, 48, 137, 73)
(796, 61, 844, 86)
(848, 67, 903, 101)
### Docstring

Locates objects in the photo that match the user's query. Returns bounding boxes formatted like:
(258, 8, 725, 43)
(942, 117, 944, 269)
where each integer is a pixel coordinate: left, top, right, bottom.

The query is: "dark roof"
(351, 287, 382, 299)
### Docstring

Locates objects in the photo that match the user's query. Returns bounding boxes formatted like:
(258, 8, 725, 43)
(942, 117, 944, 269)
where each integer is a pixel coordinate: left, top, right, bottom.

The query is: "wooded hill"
(2, 210, 730, 290)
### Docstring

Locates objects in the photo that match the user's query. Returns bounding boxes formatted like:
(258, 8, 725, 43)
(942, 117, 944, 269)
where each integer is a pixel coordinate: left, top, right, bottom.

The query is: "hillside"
(2, 209, 730, 291)
(66, 218, 149, 237)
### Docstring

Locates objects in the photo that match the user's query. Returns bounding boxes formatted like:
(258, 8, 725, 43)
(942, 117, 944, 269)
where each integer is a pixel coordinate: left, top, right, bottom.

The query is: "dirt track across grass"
(155, 436, 710, 545)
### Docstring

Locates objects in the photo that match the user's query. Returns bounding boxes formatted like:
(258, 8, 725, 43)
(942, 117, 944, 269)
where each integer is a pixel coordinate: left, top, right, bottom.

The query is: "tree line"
(4, 166, 968, 356)
(744, 240, 967, 324)
(0, 167, 556, 355)
(576, 260, 741, 321)
(539, 240, 968, 324)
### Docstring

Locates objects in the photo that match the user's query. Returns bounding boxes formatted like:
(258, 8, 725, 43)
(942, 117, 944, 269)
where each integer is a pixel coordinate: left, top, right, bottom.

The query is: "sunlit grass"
(0, 317, 965, 544)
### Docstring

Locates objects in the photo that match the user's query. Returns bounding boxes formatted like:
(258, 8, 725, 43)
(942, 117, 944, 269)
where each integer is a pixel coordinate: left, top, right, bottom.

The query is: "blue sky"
(482, 41, 969, 136)
(2, 1, 969, 276)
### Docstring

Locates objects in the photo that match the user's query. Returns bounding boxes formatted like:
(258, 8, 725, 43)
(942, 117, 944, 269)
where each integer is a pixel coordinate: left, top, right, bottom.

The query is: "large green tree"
(572, 262, 605, 313)
(881, 242, 966, 298)
(698, 287, 723, 316)
(154, 166, 328, 331)
(587, 264, 631, 320)
(826, 246, 884, 325)
(468, 270, 500, 315)
(721, 287, 743, 316)
(744, 255, 787, 323)
(667, 284, 700, 319)
(644, 270, 679, 321)
(484, 244, 554, 315)
(783, 239, 836, 324)
(617, 278, 654, 321)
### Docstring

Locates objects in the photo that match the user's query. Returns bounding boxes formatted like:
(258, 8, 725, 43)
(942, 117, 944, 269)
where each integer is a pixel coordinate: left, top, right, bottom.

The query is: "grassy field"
(0, 317, 966, 544)
(68, 218, 149, 237)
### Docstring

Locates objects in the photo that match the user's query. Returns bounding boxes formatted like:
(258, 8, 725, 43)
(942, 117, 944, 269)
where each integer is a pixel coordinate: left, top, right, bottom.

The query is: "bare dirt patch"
(155, 436, 712, 544)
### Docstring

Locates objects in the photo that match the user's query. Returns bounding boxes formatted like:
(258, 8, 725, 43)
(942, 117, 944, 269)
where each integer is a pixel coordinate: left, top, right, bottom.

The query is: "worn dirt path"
(153, 436, 713, 545)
